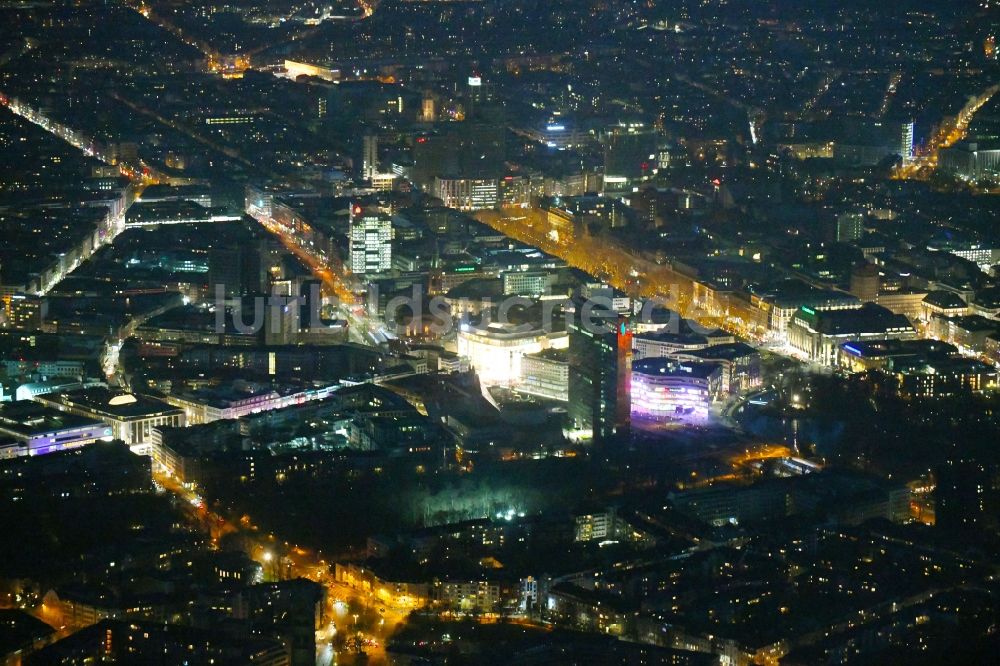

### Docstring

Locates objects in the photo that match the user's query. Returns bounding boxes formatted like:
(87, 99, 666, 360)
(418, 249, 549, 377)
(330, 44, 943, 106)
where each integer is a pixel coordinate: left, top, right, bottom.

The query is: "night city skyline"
(1, 1, 1000, 664)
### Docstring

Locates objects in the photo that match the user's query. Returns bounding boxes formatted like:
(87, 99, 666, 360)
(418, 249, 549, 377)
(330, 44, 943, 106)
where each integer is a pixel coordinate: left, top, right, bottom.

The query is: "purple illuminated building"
(0, 400, 111, 459)
(630, 358, 722, 424)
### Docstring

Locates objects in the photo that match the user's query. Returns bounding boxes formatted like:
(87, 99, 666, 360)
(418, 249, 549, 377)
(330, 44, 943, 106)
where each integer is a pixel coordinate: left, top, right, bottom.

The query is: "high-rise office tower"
(209, 244, 264, 300)
(362, 134, 378, 180)
(836, 211, 865, 242)
(604, 125, 658, 191)
(349, 205, 392, 276)
(264, 294, 300, 346)
(466, 74, 490, 118)
(900, 121, 915, 165)
(567, 299, 631, 442)
(849, 263, 880, 303)
(411, 122, 505, 188)
(297, 278, 323, 332)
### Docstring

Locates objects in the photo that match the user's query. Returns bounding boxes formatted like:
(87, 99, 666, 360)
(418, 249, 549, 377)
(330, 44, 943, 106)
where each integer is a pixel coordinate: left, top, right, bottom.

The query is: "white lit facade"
(518, 350, 569, 402)
(350, 210, 392, 275)
(433, 177, 499, 211)
(457, 321, 567, 388)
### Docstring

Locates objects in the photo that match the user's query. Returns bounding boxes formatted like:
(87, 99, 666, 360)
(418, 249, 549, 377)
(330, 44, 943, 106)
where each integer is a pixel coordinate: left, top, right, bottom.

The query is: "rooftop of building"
(940, 314, 1000, 333)
(40, 388, 183, 420)
(923, 290, 967, 309)
(125, 200, 234, 224)
(28, 619, 284, 664)
(137, 184, 212, 202)
(0, 440, 148, 480)
(163, 380, 334, 409)
(484, 249, 561, 270)
(675, 342, 760, 362)
(548, 581, 634, 613)
(634, 330, 710, 346)
(751, 279, 860, 309)
(0, 400, 106, 438)
(0, 609, 55, 655)
(794, 303, 913, 336)
(631, 304, 677, 326)
(332, 382, 418, 413)
(892, 356, 997, 376)
(524, 347, 568, 363)
(973, 286, 1000, 309)
(0, 331, 104, 362)
(632, 357, 721, 379)
(839, 338, 957, 359)
(445, 277, 503, 300)
(458, 318, 555, 340)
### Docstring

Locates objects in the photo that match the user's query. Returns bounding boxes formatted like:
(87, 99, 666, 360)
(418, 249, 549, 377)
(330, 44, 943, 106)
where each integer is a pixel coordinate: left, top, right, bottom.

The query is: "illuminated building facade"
(893, 357, 998, 398)
(433, 580, 501, 614)
(630, 358, 721, 423)
(34, 388, 185, 446)
(928, 314, 1000, 357)
(502, 270, 553, 297)
(921, 291, 969, 322)
(457, 320, 567, 388)
(926, 240, 1000, 273)
(283, 59, 340, 82)
(900, 121, 915, 164)
(204, 115, 256, 126)
(939, 142, 1000, 181)
(518, 349, 569, 402)
(349, 207, 392, 275)
(433, 177, 499, 211)
(3, 295, 47, 331)
(787, 303, 916, 365)
(518, 121, 585, 150)
(670, 342, 762, 395)
(334, 563, 429, 611)
(499, 175, 531, 207)
(836, 211, 865, 242)
(751, 283, 861, 339)
(837, 339, 958, 373)
(161, 383, 340, 425)
(0, 400, 111, 458)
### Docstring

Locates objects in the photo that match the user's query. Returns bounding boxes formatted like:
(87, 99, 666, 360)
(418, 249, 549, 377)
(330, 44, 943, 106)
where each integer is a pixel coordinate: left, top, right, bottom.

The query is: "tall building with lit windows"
(567, 299, 631, 442)
(349, 206, 392, 276)
(362, 134, 378, 180)
(3, 294, 47, 331)
(433, 177, 499, 211)
(603, 124, 658, 192)
(900, 121, 915, 165)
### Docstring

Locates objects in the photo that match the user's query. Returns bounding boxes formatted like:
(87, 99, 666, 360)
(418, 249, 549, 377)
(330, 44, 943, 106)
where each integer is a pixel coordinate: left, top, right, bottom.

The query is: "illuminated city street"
(2, 1, 1000, 664)
(894, 82, 1000, 180)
